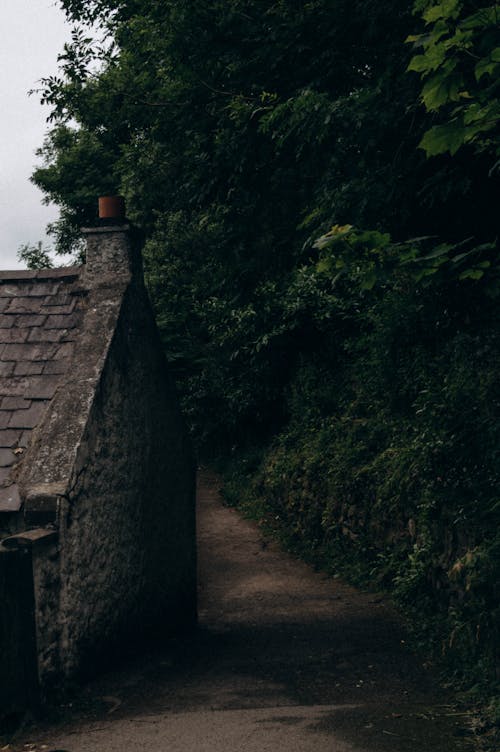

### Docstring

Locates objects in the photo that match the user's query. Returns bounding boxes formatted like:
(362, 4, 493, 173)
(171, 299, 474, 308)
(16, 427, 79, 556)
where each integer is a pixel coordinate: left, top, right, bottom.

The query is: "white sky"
(0, 1, 72, 269)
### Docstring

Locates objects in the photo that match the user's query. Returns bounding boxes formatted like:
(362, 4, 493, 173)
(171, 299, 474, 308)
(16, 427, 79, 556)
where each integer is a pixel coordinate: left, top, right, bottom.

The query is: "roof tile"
(21, 283, 59, 297)
(42, 294, 77, 310)
(27, 328, 68, 343)
(0, 328, 30, 344)
(0, 430, 22, 448)
(19, 431, 31, 448)
(0, 285, 28, 298)
(0, 374, 62, 399)
(0, 362, 14, 377)
(54, 342, 74, 360)
(1, 397, 30, 410)
(45, 313, 82, 329)
(13, 361, 44, 376)
(6, 297, 47, 313)
(8, 402, 47, 429)
(0, 267, 85, 490)
(2, 343, 59, 361)
(0, 467, 13, 483)
(0, 448, 16, 467)
(14, 314, 47, 327)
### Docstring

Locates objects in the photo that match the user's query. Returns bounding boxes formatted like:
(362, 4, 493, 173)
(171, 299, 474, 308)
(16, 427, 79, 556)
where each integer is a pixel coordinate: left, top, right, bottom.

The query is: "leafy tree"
(17, 241, 53, 270)
(408, 0, 500, 161)
(31, 1, 418, 437)
(33, 0, 498, 444)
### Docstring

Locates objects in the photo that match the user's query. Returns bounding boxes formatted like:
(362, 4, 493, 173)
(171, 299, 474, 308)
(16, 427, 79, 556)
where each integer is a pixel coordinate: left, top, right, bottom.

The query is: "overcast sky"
(0, 1, 72, 269)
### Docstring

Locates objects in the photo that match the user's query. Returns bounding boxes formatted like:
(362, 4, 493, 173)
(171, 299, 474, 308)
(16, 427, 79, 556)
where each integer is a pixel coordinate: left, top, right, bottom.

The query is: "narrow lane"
(7, 469, 472, 751)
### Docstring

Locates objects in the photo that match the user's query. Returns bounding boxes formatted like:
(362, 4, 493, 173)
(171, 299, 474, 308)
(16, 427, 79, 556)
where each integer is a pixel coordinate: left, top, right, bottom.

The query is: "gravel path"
(4, 469, 472, 751)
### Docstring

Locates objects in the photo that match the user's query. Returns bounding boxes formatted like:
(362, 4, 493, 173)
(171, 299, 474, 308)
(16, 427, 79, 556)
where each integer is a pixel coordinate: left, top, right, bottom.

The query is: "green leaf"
(460, 6, 499, 31)
(297, 207, 322, 230)
(423, 0, 461, 23)
(408, 45, 447, 74)
(459, 268, 484, 280)
(316, 258, 332, 274)
(419, 121, 466, 156)
(475, 49, 500, 81)
(422, 72, 462, 110)
(313, 224, 354, 249)
(451, 249, 481, 264)
(360, 269, 378, 290)
(418, 243, 454, 261)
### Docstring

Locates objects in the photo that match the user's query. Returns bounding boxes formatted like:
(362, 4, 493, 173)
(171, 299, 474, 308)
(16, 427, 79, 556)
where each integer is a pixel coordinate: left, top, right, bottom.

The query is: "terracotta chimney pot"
(98, 195, 126, 221)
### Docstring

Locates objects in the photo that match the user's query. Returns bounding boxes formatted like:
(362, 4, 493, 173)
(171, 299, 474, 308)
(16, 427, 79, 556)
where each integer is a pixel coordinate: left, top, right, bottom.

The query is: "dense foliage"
(225, 257, 500, 694)
(34, 0, 499, 707)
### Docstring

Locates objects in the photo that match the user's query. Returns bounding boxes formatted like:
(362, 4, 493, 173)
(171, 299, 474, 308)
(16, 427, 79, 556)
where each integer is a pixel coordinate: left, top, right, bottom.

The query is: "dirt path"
(5, 469, 473, 751)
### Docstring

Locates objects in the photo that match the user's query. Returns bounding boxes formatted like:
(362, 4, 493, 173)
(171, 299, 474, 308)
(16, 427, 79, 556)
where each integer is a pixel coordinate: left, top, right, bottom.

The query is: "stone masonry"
(0, 223, 196, 712)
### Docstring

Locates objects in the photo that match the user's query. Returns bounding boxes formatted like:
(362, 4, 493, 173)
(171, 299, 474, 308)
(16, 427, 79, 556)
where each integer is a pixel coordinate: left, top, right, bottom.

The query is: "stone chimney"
(82, 196, 142, 287)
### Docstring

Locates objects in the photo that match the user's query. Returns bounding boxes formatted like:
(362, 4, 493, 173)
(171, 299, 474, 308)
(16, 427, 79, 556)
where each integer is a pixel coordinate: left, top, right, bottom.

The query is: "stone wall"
(56, 279, 196, 679)
(31, 539, 62, 690)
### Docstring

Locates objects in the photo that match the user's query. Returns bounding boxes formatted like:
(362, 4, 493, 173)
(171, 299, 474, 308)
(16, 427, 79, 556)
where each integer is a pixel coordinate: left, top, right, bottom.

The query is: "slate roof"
(0, 268, 85, 511)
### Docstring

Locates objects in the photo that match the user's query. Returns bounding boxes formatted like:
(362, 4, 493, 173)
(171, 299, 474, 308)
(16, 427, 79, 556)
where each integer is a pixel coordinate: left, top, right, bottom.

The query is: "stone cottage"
(0, 210, 196, 720)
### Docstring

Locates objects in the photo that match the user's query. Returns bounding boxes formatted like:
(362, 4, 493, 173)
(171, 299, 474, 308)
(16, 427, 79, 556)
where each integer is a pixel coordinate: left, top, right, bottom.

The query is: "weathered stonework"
(0, 224, 196, 706)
